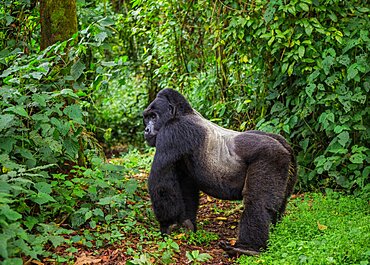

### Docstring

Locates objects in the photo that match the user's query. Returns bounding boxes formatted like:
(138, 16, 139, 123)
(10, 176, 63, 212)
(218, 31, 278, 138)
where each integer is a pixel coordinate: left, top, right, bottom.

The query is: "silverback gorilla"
(143, 89, 297, 256)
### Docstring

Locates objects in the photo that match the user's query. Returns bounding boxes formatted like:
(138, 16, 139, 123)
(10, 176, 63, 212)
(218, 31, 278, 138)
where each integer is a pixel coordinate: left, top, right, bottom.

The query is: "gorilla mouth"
(144, 134, 155, 141)
(145, 135, 156, 146)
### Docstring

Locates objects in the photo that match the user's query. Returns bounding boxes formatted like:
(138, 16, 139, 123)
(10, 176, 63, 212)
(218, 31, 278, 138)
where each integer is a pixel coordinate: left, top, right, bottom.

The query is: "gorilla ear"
(163, 94, 177, 117)
(169, 103, 177, 117)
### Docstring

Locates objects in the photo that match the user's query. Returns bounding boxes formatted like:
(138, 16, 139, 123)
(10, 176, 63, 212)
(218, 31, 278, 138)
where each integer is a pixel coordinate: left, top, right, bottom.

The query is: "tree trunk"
(40, 0, 78, 50)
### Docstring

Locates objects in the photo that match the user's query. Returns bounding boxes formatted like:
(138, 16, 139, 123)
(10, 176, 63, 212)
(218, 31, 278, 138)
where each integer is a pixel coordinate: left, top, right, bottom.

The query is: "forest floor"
(69, 185, 242, 264)
(48, 151, 369, 265)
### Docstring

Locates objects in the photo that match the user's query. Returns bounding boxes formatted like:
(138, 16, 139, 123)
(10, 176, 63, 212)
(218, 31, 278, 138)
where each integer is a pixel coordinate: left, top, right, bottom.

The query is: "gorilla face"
(143, 97, 174, 147)
(143, 112, 158, 146)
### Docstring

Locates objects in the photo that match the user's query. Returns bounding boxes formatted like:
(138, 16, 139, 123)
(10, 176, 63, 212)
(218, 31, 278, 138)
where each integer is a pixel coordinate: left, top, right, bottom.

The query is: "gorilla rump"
(143, 89, 297, 256)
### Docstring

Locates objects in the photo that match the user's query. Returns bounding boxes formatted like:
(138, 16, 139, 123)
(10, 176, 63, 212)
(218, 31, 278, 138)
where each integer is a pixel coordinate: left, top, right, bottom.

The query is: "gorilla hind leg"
(220, 199, 269, 256)
(223, 159, 289, 255)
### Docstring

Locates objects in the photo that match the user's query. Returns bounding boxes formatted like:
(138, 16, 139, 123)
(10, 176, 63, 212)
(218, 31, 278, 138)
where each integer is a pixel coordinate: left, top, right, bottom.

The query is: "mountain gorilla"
(143, 89, 297, 256)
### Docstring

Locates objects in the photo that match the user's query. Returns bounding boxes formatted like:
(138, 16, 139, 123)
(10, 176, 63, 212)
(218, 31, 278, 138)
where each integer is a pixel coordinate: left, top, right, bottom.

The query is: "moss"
(40, 0, 77, 49)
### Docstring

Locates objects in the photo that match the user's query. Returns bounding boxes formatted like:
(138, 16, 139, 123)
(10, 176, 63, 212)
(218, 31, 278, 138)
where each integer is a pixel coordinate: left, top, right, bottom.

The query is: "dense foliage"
(123, 0, 370, 194)
(0, 0, 369, 263)
(0, 2, 144, 262)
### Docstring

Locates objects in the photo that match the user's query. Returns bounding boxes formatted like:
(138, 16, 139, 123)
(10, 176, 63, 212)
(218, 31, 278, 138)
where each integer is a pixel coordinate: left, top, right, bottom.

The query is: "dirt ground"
(69, 193, 242, 265)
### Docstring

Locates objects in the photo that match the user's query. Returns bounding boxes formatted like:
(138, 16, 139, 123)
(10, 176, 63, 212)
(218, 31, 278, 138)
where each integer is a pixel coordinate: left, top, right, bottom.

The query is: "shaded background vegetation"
(0, 0, 369, 263)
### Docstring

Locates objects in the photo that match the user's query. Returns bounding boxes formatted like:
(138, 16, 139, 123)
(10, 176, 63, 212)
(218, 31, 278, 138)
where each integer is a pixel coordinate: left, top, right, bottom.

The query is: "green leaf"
(17, 147, 34, 160)
(4, 106, 29, 118)
(307, 70, 320, 82)
(327, 113, 335, 123)
(334, 125, 346, 134)
(349, 153, 366, 164)
(101, 61, 117, 67)
(337, 131, 349, 147)
(99, 17, 115, 26)
(268, 36, 275, 46)
(125, 179, 138, 196)
(34, 182, 52, 194)
(328, 12, 338, 22)
(0, 205, 22, 221)
(305, 84, 316, 97)
(3, 258, 23, 265)
(298, 46, 305, 58)
(0, 137, 16, 153)
(51, 117, 70, 136)
(0, 114, 15, 131)
(60, 88, 79, 98)
(299, 3, 309, 12)
(71, 60, 86, 80)
(89, 220, 97, 229)
(288, 62, 295, 76)
(95, 32, 108, 44)
(0, 236, 9, 258)
(63, 104, 85, 124)
(85, 211, 93, 221)
(93, 208, 104, 217)
(24, 216, 39, 230)
(337, 55, 350, 66)
(300, 139, 309, 152)
(49, 235, 65, 248)
(30, 71, 43, 80)
(347, 64, 358, 80)
(32, 192, 56, 205)
(281, 62, 289, 73)
(304, 23, 313, 36)
(32, 94, 47, 107)
(322, 56, 334, 75)
(98, 196, 113, 205)
(64, 138, 79, 159)
(264, 6, 276, 24)
(44, 137, 63, 153)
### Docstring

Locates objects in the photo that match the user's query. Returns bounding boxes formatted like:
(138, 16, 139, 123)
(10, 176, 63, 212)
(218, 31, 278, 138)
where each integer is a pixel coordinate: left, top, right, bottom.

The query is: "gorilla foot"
(162, 219, 195, 234)
(182, 219, 195, 232)
(219, 241, 260, 257)
(167, 224, 178, 234)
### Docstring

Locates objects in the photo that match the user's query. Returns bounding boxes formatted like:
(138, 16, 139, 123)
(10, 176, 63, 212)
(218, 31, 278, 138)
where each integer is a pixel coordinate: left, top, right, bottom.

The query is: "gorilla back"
(143, 89, 297, 256)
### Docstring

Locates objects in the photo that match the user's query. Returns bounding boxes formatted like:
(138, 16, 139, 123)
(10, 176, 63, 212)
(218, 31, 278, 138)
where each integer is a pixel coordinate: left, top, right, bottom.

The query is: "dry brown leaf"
(74, 253, 102, 265)
(174, 233, 185, 239)
(31, 260, 44, 265)
(317, 221, 328, 231)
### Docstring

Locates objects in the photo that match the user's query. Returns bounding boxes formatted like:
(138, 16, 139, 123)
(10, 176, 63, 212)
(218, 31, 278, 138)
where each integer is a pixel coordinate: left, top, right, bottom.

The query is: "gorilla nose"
(145, 127, 150, 134)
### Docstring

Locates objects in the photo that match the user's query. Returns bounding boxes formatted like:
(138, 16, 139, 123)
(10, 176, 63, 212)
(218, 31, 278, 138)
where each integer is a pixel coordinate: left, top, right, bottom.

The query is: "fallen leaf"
(31, 260, 44, 265)
(215, 217, 227, 221)
(74, 253, 102, 265)
(317, 221, 328, 231)
(174, 233, 185, 239)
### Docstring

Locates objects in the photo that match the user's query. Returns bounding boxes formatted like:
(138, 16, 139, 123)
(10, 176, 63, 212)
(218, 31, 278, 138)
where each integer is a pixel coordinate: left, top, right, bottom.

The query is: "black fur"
(143, 89, 297, 255)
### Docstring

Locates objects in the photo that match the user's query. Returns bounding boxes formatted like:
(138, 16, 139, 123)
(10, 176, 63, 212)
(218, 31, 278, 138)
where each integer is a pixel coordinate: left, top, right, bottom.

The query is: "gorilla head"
(143, 89, 193, 147)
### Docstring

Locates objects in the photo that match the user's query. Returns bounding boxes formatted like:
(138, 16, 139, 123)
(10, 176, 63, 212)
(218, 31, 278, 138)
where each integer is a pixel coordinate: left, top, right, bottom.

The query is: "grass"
(237, 192, 370, 265)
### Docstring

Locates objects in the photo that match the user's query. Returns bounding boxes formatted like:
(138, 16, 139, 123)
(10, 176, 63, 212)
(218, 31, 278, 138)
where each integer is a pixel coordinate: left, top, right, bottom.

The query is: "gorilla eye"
(150, 113, 157, 119)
